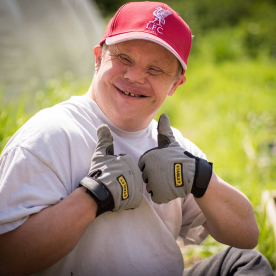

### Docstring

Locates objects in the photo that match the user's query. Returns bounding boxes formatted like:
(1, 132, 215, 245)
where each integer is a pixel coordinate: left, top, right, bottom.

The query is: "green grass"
(1, 58, 276, 272)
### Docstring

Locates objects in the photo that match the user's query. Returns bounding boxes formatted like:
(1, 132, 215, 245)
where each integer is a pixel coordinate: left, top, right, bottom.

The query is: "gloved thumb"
(157, 114, 176, 147)
(95, 125, 114, 155)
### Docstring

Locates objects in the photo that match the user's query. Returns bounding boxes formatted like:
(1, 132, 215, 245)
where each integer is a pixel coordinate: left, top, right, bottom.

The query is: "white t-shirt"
(0, 95, 208, 276)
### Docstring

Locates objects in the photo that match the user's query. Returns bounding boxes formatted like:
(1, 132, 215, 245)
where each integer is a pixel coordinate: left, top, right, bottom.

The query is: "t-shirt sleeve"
(172, 127, 207, 160)
(0, 146, 68, 234)
(179, 194, 209, 245)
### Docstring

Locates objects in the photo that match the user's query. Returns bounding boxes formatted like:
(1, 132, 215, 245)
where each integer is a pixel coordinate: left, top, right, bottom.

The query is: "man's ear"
(168, 75, 186, 96)
(94, 45, 103, 72)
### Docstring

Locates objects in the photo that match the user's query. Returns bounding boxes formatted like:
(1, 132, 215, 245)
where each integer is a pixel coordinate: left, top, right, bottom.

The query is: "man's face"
(91, 39, 185, 131)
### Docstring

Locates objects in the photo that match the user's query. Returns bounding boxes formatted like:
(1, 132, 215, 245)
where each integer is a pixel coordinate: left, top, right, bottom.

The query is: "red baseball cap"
(100, 1, 192, 74)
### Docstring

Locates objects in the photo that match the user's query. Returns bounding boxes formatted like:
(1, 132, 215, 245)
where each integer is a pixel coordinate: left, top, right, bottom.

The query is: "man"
(0, 2, 274, 276)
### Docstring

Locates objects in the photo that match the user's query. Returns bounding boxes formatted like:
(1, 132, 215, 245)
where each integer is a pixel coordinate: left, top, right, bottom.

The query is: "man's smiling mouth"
(116, 86, 146, 98)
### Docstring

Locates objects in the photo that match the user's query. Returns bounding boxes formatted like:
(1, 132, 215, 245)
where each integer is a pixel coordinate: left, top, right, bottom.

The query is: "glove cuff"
(79, 176, 115, 217)
(184, 151, 213, 198)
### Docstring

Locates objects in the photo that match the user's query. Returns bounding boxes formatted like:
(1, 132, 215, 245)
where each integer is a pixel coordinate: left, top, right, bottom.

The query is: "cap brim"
(105, 32, 187, 71)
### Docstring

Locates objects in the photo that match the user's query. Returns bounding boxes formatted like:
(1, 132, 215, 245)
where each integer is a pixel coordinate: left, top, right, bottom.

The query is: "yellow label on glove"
(117, 175, 129, 200)
(174, 163, 183, 187)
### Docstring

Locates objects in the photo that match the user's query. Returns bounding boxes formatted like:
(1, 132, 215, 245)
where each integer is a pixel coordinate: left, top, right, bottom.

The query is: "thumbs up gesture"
(138, 114, 213, 204)
(80, 125, 143, 216)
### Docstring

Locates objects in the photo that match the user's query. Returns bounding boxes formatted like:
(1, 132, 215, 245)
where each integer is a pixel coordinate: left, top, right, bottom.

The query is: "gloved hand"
(138, 114, 213, 204)
(80, 125, 143, 216)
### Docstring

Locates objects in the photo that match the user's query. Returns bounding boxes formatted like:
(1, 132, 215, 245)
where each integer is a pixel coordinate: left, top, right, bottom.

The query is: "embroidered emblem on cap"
(146, 7, 172, 35)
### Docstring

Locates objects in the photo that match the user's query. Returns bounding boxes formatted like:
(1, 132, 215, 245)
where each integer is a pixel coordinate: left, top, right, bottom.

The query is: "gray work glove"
(138, 114, 213, 204)
(80, 125, 143, 216)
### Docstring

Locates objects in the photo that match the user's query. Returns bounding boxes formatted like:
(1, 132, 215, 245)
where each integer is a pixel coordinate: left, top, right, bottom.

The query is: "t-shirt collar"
(85, 96, 150, 139)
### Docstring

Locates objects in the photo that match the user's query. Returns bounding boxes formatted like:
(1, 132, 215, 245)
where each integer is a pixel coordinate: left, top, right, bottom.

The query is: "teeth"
(121, 89, 142, 97)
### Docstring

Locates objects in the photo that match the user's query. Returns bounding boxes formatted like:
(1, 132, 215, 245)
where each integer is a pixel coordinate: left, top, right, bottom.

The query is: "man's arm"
(196, 173, 259, 249)
(0, 187, 97, 276)
(0, 124, 143, 276)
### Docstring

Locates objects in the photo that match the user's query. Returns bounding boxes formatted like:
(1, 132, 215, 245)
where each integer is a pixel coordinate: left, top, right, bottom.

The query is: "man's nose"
(123, 65, 146, 84)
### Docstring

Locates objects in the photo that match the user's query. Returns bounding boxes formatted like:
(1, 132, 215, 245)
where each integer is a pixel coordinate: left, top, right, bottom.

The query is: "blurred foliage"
(93, 0, 276, 60)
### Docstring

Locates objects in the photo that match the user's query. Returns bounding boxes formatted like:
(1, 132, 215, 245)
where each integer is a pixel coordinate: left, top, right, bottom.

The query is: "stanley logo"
(117, 175, 129, 200)
(174, 163, 183, 187)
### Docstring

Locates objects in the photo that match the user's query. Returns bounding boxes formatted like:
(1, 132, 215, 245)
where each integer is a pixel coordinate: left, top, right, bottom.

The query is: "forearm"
(195, 173, 259, 249)
(0, 186, 97, 276)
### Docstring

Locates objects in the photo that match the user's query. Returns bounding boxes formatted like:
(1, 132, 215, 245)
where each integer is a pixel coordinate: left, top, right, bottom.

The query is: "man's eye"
(118, 55, 132, 65)
(148, 67, 163, 75)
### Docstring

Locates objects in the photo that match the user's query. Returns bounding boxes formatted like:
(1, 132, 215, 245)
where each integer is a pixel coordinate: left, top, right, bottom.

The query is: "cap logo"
(146, 7, 172, 35)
